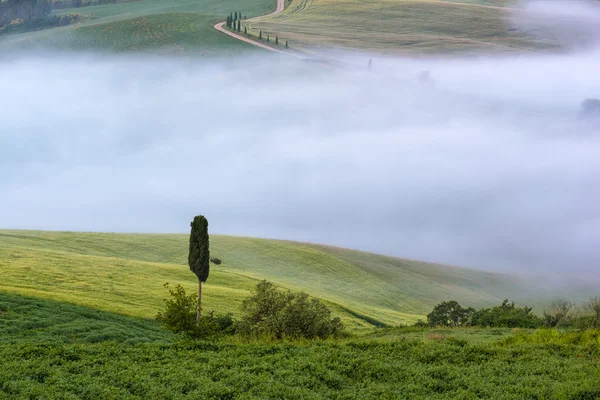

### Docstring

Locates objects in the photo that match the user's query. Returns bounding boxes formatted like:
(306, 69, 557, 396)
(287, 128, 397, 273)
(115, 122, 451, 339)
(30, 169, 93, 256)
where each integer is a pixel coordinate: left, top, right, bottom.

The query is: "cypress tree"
(275, 36, 279, 45)
(259, 30, 262, 40)
(226, 15, 230, 28)
(234, 11, 237, 21)
(188, 215, 210, 321)
(237, 19, 241, 32)
(267, 35, 270, 42)
(285, 40, 288, 48)
(244, 26, 247, 35)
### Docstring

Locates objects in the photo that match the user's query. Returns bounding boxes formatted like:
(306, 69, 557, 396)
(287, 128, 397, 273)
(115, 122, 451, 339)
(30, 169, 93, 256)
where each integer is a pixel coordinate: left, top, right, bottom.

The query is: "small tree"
(543, 299, 574, 327)
(267, 35, 270, 42)
(259, 30, 262, 40)
(472, 299, 542, 328)
(427, 300, 474, 327)
(189, 215, 210, 322)
(238, 280, 344, 339)
(237, 19, 241, 32)
(244, 25, 247, 35)
(234, 11, 237, 21)
(275, 36, 278, 45)
(156, 283, 236, 338)
(156, 283, 198, 334)
(285, 40, 288, 48)
(584, 296, 600, 328)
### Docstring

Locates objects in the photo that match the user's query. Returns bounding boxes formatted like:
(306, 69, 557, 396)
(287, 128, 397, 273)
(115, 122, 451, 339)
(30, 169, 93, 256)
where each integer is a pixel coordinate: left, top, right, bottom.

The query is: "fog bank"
(1, 47, 599, 275)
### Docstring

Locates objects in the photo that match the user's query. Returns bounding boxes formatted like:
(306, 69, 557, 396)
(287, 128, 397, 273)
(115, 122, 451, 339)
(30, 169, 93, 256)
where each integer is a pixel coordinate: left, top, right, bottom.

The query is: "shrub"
(427, 301, 474, 327)
(238, 280, 344, 339)
(412, 319, 429, 328)
(210, 257, 222, 265)
(472, 299, 542, 328)
(543, 299, 574, 328)
(155, 283, 235, 339)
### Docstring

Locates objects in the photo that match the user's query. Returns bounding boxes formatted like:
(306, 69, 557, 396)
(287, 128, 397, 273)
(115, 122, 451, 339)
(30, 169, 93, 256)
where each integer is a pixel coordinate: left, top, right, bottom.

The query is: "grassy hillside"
(249, 0, 560, 54)
(0, 0, 275, 52)
(0, 230, 551, 329)
(0, 291, 173, 344)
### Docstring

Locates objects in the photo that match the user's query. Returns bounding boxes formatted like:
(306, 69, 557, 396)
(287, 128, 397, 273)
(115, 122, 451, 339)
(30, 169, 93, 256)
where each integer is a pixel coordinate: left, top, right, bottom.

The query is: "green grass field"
(2, 230, 600, 398)
(249, 0, 560, 54)
(0, 229, 578, 330)
(2, 305, 600, 399)
(0, 0, 275, 52)
(1, 0, 568, 53)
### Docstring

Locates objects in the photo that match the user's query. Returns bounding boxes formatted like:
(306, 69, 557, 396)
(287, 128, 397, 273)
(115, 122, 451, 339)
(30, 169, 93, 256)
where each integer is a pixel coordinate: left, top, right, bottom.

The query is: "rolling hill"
(248, 0, 561, 54)
(0, 229, 563, 330)
(0, 0, 275, 52)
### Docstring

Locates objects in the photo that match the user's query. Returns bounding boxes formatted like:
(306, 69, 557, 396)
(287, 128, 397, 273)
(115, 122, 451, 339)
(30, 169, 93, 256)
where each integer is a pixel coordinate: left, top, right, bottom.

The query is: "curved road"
(214, 0, 296, 55)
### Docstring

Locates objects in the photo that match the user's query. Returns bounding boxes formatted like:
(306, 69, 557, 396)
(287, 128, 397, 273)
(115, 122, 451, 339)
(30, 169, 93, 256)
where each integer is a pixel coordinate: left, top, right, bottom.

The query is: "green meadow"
(1, 0, 568, 54)
(0, 230, 549, 329)
(0, 0, 275, 52)
(1, 290, 600, 399)
(1, 230, 600, 398)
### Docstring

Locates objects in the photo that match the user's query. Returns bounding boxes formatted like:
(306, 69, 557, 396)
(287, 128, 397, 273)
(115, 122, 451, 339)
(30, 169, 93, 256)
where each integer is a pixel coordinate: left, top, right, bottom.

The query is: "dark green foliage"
(285, 40, 288, 48)
(543, 299, 574, 328)
(472, 299, 543, 328)
(427, 300, 474, 327)
(234, 11, 237, 21)
(236, 18, 240, 32)
(259, 29, 262, 39)
(188, 215, 209, 283)
(226, 14, 230, 28)
(0, 0, 51, 26)
(275, 36, 278, 45)
(238, 281, 344, 339)
(71, 0, 81, 7)
(0, 292, 172, 344)
(155, 283, 198, 334)
(2, 337, 600, 399)
(244, 25, 247, 34)
(210, 257, 222, 265)
(585, 296, 600, 328)
(0, 12, 81, 33)
(266, 34, 269, 42)
(155, 284, 235, 339)
(413, 319, 429, 328)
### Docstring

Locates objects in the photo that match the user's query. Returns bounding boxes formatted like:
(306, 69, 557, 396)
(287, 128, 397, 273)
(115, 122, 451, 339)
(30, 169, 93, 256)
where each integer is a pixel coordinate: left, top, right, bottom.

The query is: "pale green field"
(249, 0, 560, 54)
(0, 0, 275, 52)
(0, 230, 556, 331)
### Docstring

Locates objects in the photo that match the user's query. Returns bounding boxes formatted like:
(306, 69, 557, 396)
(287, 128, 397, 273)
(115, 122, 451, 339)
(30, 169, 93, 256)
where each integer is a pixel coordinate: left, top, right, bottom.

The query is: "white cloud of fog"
(513, 0, 600, 48)
(2, 1, 600, 277)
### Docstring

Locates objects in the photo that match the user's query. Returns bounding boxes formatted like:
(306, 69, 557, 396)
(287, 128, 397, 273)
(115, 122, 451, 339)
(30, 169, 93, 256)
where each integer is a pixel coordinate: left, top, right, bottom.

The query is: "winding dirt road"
(214, 0, 295, 55)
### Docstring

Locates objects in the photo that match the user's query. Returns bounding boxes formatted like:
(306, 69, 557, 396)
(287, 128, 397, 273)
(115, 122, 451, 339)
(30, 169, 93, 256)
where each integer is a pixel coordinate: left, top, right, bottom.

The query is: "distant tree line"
(225, 13, 288, 48)
(0, 0, 89, 32)
(226, 11, 242, 32)
(422, 297, 600, 329)
(0, 0, 51, 27)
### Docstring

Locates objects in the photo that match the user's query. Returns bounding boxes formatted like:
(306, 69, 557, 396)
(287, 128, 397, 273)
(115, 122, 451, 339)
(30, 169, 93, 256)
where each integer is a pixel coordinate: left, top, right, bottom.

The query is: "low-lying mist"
(1, 44, 599, 277)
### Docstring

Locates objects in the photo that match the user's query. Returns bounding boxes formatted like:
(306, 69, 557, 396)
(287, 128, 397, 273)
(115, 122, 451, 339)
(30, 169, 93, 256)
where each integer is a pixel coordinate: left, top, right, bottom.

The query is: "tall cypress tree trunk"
(197, 279, 202, 322)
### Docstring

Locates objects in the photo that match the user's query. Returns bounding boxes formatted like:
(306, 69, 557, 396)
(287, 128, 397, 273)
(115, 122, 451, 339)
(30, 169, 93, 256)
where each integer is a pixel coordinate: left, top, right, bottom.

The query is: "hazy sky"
(1, 1, 600, 274)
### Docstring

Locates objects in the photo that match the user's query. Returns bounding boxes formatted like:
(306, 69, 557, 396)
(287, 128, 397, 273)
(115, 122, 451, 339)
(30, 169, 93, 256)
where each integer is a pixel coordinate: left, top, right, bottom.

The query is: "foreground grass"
(2, 336, 600, 399)
(0, 230, 546, 328)
(250, 0, 560, 54)
(2, 265, 600, 399)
